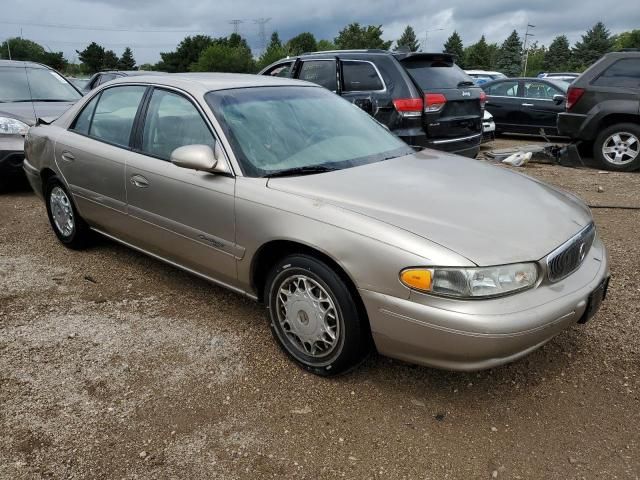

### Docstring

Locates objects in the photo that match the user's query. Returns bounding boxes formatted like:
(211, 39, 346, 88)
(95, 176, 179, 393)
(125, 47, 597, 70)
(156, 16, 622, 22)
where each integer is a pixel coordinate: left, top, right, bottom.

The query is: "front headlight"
(0, 117, 29, 135)
(400, 263, 538, 298)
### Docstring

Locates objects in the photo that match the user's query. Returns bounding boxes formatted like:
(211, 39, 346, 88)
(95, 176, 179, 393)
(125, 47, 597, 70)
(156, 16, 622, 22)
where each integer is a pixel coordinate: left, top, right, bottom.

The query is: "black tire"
(265, 254, 370, 376)
(593, 123, 640, 172)
(44, 177, 91, 249)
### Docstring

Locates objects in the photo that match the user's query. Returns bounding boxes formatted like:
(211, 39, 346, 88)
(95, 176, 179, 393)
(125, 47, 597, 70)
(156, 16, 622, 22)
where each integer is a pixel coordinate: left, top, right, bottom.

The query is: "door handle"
(60, 151, 75, 162)
(522, 103, 534, 107)
(130, 175, 149, 188)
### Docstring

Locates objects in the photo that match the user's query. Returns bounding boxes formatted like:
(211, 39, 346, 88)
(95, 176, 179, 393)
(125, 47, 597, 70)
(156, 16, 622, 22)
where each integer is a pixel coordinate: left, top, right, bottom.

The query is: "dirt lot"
(1, 138, 639, 479)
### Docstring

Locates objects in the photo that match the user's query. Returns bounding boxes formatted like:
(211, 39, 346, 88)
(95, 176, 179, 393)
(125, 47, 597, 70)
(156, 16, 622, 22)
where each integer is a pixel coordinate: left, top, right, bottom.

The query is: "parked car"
(83, 70, 166, 93)
(558, 51, 640, 171)
(482, 110, 496, 143)
(481, 77, 569, 135)
(67, 77, 90, 90)
(538, 72, 580, 82)
(260, 50, 485, 158)
(24, 73, 609, 375)
(466, 70, 507, 83)
(0, 60, 82, 191)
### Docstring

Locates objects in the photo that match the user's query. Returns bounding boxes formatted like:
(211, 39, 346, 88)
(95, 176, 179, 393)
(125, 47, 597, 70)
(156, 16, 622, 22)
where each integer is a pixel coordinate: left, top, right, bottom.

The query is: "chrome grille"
(546, 223, 596, 282)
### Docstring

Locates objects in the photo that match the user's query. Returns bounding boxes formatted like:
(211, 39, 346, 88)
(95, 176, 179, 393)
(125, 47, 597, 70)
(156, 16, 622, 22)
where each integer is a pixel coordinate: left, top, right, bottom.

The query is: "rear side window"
(401, 57, 473, 90)
(593, 59, 640, 88)
(141, 89, 214, 161)
(485, 80, 519, 97)
(342, 61, 384, 91)
(70, 95, 100, 134)
(89, 86, 146, 147)
(298, 61, 337, 91)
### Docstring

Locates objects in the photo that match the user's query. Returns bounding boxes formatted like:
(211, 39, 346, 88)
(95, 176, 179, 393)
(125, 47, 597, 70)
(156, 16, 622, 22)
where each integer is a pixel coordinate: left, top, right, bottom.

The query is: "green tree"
(524, 41, 546, 76)
(443, 31, 464, 66)
(572, 22, 614, 70)
(0, 37, 67, 70)
(286, 32, 317, 56)
(117, 47, 136, 70)
(316, 39, 336, 51)
(76, 42, 106, 73)
(334, 23, 392, 50)
(543, 35, 571, 72)
(191, 34, 255, 73)
(464, 35, 492, 69)
(102, 49, 118, 69)
(487, 42, 500, 69)
(158, 35, 214, 72)
(257, 32, 288, 70)
(395, 26, 420, 52)
(496, 30, 522, 77)
(613, 29, 640, 50)
(138, 63, 155, 71)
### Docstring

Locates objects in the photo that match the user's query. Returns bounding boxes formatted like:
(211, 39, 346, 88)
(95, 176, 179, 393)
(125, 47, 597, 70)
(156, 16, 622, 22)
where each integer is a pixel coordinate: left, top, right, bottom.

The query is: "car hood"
(267, 151, 592, 266)
(0, 101, 76, 126)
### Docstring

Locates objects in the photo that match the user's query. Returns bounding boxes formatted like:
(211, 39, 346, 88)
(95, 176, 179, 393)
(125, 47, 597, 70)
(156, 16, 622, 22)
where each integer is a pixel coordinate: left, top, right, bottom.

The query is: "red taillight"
(566, 87, 585, 111)
(479, 91, 487, 109)
(424, 93, 447, 112)
(393, 98, 423, 117)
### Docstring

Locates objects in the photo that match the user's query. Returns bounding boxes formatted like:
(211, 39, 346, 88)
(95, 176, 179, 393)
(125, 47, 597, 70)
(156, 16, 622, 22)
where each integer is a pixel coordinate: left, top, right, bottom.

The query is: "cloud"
(3, 0, 638, 64)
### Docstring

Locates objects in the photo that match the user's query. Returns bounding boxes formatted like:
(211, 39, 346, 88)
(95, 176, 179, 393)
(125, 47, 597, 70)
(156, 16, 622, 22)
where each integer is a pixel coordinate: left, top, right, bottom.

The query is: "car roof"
(107, 72, 316, 94)
(0, 59, 50, 69)
(98, 70, 167, 76)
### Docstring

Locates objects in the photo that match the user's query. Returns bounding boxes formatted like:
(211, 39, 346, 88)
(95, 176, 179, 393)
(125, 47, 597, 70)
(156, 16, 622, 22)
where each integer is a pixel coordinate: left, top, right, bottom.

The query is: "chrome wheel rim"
(602, 132, 639, 165)
(275, 275, 340, 358)
(49, 186, 74, 237)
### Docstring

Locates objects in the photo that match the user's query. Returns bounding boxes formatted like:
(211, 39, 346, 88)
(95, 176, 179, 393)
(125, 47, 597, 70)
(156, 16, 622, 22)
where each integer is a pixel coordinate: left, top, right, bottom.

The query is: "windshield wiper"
(264, 165, 337, 178)
(457, 81, 476, 87)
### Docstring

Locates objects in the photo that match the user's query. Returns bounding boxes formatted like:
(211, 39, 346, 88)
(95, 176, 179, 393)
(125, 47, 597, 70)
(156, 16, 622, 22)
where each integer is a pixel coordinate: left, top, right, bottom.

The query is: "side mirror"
(170, 143, 228, 173)
(553, 94, 565, 105)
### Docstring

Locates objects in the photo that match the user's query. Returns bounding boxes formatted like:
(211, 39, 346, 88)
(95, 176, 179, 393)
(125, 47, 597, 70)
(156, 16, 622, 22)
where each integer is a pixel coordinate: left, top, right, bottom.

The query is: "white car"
(482, 110, 495, 143)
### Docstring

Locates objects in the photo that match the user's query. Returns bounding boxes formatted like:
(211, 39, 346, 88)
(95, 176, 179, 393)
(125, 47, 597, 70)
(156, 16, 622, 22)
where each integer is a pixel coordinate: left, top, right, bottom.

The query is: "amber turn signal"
(400, 269, 433, 292)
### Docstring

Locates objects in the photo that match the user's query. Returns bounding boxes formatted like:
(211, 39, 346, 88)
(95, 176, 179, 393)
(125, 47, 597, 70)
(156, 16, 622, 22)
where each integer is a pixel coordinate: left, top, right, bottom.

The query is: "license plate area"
(578, 276, 610, 324)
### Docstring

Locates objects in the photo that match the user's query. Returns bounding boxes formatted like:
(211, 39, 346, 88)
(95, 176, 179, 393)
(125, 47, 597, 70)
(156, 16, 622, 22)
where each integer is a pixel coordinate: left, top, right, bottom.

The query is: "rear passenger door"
(296, 59, 339, 92)
(124, 87, 238, 286)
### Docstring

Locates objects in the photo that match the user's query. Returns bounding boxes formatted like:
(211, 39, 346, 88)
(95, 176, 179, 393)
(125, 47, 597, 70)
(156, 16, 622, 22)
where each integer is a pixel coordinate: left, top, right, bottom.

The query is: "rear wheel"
(593, 123, 640, 171)
(45, 177, 91, 249)
(265, 254, 370, 376)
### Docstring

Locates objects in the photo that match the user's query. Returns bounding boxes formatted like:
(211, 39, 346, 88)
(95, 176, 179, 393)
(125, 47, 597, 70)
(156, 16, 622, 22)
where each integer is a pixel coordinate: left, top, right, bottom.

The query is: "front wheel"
(265, 255, 370, 376)
(593, 123, 640, 171)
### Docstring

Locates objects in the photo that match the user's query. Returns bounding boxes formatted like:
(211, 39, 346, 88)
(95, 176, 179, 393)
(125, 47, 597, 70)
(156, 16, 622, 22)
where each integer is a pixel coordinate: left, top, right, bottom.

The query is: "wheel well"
(597, 114, 640, 131)
(40, 168, 56, 195)
(251, 240, 371, 334)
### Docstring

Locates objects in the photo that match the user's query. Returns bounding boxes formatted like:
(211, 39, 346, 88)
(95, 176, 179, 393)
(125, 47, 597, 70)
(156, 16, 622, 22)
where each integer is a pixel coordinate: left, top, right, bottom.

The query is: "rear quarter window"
(401, 57, 473, 90)
(592, 58, 640, 88)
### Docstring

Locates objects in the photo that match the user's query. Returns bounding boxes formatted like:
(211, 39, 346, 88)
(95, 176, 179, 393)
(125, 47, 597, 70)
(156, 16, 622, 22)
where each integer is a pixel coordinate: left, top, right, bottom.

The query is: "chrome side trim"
(91, 227, 258, 301)
(430, 133, 482, 145)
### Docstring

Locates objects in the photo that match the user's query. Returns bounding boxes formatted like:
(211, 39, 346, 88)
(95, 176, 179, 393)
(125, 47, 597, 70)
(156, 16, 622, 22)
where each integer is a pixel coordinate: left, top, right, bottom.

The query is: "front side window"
(485, 80, 519, 97)
(97, 73, 118, 86)
(593, 58, 640, 88)
(342, 61, 384, 91)
(206, 86, 412, 177)
(141, 89, 214, 160)
(89, 86, 146, 147)
(523, 81, 559, 99)
(265, 62, 293, 78)
(298, 61, 337, 91)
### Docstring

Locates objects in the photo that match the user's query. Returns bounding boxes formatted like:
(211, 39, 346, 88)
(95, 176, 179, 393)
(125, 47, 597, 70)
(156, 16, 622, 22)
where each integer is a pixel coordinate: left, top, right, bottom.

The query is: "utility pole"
(423, 28, 444, 52)
(254, 17, 272, 53)
(229, 20, 243, 35)
(522, 23, 536, 76)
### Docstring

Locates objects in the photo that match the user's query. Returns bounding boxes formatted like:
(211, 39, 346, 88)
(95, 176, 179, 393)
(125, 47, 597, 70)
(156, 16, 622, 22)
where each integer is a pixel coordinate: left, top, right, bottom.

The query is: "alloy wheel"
(602, 132, 639, 165)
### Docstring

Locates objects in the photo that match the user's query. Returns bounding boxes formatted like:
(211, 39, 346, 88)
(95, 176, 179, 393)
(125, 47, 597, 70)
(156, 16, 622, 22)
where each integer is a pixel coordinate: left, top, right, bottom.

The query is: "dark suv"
(558, 51, 640, 171)
(260, 50, 485, 157)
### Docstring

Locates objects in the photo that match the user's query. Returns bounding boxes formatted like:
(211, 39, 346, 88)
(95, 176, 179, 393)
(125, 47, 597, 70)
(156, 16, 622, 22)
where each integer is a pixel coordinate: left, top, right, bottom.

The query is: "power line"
(0, 20, 206, 33)
(229, 20, 243, 35)
(254, 17, 271, 52)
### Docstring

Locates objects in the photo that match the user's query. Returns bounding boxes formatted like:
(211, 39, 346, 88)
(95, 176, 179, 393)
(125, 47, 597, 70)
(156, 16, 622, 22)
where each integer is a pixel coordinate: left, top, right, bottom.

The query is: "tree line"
(1, 21, 638, 76)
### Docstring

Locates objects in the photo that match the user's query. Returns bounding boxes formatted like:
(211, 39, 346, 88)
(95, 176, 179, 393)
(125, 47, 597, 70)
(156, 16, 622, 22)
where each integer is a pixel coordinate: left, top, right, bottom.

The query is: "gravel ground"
(1, 139, 639, 479)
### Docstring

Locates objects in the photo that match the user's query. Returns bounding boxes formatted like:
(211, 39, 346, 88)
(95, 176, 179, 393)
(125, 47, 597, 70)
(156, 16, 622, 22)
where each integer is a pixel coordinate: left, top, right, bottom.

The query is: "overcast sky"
(3, 0, 639, 65)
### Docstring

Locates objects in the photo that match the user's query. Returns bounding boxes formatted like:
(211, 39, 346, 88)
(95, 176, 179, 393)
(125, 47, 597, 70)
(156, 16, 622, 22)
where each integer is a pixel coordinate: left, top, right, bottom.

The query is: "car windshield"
(205, 86, 413, 177)
(401, 56, 473, 89)
(0, 66, 81, 103)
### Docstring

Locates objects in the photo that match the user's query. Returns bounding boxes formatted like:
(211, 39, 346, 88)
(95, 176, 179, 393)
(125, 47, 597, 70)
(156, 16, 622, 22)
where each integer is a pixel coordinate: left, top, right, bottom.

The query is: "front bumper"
(361, 237, 609, 371)
(557, 112, 588, 139)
